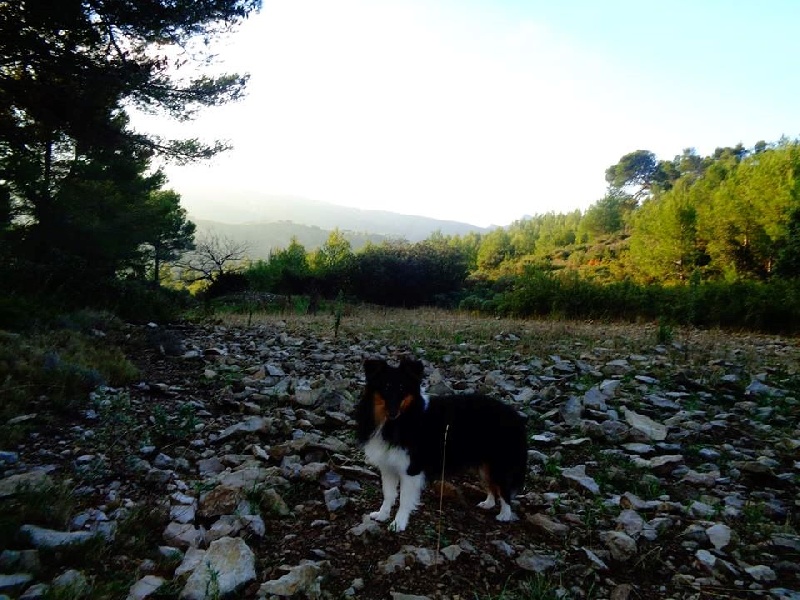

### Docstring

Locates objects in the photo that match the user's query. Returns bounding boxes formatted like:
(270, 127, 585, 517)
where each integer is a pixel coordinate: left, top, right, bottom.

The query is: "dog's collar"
(421, 391, 430, 411)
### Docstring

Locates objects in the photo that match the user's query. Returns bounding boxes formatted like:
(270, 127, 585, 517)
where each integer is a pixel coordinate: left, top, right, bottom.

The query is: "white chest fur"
(363, 432, 410, 476)
(363, 430, 423, 532)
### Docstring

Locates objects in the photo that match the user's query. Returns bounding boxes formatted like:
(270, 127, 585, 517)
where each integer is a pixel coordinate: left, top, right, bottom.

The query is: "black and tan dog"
(355, 358, 527, 532)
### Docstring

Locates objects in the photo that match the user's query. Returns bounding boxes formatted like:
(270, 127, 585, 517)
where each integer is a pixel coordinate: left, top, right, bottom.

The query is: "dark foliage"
(1, 0, 259, 324)
(203, 271, 249, 299)
(464, 267, 800, 333)
(241, 240, 470, 309)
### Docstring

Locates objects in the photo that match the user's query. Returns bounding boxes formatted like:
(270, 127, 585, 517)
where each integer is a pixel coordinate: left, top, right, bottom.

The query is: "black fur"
(356, 358, 528, 505)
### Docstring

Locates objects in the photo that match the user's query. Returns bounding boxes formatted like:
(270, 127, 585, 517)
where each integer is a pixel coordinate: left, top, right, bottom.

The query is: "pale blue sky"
(134, 0, 800, 227)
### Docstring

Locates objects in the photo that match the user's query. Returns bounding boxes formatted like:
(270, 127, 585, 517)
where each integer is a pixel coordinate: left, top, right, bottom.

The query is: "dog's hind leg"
(480, 463, 518, 521)
(389, 472, 424, 532)
(478, 493, 496, 509)
(496, 497, 518, 522)
(370, 469, 399, 522)
(477, 463, 498, 510)
(495, 480, 519, 522)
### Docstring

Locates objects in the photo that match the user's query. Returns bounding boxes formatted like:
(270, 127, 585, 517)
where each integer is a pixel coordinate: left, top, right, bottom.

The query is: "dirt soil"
(2, 312, 799, 600)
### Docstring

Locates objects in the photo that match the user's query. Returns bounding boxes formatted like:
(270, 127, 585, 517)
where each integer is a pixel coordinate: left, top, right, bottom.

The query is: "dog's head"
(363, 358, 424, 424)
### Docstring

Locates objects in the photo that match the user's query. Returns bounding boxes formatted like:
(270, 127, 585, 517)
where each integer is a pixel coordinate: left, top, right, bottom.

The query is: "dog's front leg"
(389, 472, 425, 532)
(369, 469, 399, 522)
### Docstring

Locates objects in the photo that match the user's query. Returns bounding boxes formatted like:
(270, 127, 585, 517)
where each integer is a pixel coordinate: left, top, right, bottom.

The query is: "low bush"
(467, 267, 800, 333)
(0, 322, 139, 427)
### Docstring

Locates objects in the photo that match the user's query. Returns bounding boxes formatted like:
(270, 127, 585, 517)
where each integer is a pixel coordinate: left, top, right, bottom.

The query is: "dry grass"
(217, 306, 800, 372)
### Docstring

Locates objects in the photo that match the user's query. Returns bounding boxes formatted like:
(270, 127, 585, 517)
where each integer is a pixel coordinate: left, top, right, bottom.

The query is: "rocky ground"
(1, 310, 799, 600)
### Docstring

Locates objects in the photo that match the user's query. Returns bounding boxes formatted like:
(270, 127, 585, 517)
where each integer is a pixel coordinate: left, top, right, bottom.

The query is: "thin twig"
(435, 423, 450, 570)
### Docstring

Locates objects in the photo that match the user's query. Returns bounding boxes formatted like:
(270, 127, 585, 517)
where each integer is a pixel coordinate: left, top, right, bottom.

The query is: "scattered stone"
(561, 465, 600, 494)
(582, 387, 608, 411)
(259, 561, 325, 598)
(682, 469, 717, 486)
(530, 432, 559, 445)
(162, 523, 203, 549)
(491, 540, 516, 557)
(349, 515, 382, 537)
(604, 359, 631, 376)
(170, 503, 196, 524)
(19, 525, 99, 549)
(559, 396, 583, 426)
(745, 564, 777, 582)
(407, 546, 438, 567)
(649, 454, 684, 472)
(440, 545, 463, 561)
(515, 550, 556, 572)
(600, 531, 637, 562)
(260, 488, 290, 517)
(214, 466, 274, 489)
(623, 408, 667, 441)
(689, 501, 716, 519)
(52, 570, 89, 598)
(0, 451, 19, 465)
(379, 550, 412, 574)
(0, 574, 34, 596)
(601, 420, 630, 442)
(527, 513, 569, 538)
(197, 457, 225, 477)
(616, 509, 645, 537)
(199, 485, 242, 518)
(215, 417, 273, 442)
(622, 443, 654, 454)
(19, 583, 48, 600)
(770, 589, 800, 600)
(126, 575, 165, 600)
(323, 487, 348, 512)
(180, 537, 256, 600)
(0, 472, 52, 499)
(582, 546, 609, 571)
(610, 583, 634, 600)
(745, 380, 782, 397)
(706, 523, 732, 550)
(695, 549, 716, 571)
(174, 547, 206, 578)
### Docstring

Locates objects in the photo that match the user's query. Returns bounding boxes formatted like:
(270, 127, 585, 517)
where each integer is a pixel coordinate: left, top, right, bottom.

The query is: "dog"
(355, 358, 528, 532)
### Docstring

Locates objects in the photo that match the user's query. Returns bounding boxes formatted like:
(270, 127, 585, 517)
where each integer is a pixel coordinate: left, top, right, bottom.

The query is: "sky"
(133, 0, 800, 228)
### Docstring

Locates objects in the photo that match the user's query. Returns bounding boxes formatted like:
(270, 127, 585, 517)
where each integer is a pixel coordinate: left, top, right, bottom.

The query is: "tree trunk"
(153, 243, 161, 288)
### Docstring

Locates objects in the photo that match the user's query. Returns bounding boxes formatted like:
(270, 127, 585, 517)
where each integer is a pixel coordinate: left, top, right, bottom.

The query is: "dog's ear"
(400, 359, 424, 384)
(364, 359, 387, 383)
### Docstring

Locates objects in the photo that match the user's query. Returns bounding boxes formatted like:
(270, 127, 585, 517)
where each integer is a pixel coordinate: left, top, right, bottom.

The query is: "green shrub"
(477, 267, 800, 333)
(0, 327, 138, 422)
(107, 280, 193, 323)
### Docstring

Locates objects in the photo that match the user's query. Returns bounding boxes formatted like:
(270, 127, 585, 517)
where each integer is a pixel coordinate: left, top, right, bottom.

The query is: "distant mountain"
(191, 219, 389, 261)
(182, 192, 490, 244)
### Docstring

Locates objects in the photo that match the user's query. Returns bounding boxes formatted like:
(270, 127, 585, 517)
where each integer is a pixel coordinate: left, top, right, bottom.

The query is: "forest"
(197, 139, 800, 332)
(2, 0, 799, 333)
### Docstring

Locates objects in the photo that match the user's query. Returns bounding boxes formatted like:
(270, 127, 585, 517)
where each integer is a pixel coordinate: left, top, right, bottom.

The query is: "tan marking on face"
(373, 392, 388, 425)
(399, 394, 414, 415)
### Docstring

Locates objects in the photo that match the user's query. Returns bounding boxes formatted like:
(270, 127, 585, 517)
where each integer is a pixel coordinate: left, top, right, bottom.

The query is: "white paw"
(369, 509, 391, 522)
(388, 516, 408, 532)
(496, 510, 518, 522)
(477, 498, 496, 510)
(495, 498, 518, 522)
